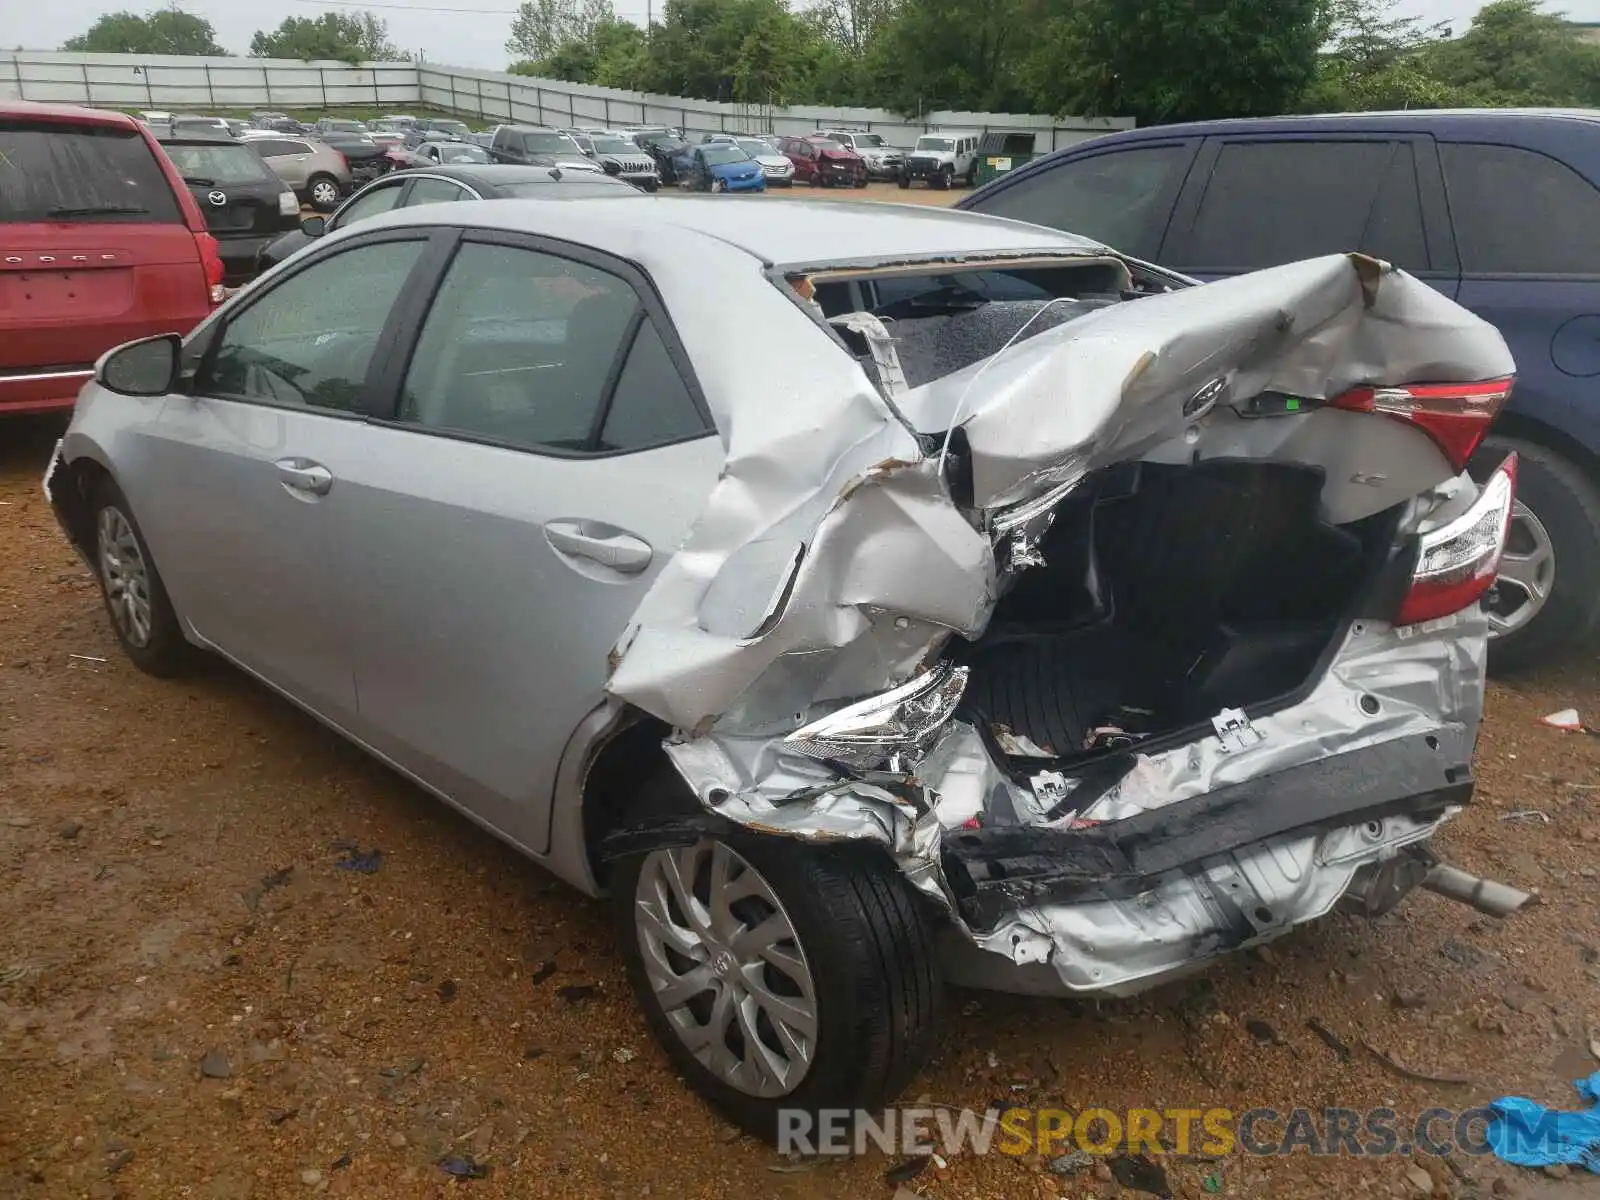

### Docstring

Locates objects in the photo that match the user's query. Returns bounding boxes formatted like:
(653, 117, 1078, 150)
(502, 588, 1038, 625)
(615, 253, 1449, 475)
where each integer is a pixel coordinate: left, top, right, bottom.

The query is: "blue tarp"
(1487, 1070, 1600, 1173)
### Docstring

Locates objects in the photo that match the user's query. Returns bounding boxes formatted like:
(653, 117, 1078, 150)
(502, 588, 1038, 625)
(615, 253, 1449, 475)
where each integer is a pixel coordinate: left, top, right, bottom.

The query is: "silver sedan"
(46, 198, 1528, 1143)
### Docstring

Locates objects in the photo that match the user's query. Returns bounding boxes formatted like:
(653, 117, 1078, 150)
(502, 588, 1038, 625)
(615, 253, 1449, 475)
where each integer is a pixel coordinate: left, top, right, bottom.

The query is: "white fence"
(1, 52, 419, 110)
(419, 65, 1133, 151)
(3, 51, 1132, 149)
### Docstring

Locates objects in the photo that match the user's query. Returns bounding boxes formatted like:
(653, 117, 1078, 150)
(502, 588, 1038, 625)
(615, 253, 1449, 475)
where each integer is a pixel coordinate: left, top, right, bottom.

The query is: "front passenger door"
(331, 232, 725, 853)
(137, 233, 440, 722)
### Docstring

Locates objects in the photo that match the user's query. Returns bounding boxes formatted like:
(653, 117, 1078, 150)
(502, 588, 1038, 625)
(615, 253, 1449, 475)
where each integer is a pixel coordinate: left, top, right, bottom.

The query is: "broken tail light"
(1397, 454, 1517, 626)
(784, 662, 969, 770)
(1331, 378, 1513, 472)
(194, 231, 226, 304)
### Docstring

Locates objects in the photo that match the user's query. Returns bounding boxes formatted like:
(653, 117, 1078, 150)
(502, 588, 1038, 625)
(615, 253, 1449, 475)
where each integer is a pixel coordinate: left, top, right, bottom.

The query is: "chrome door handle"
(544, 520, 652, 574)
(274, 457, 334, 496)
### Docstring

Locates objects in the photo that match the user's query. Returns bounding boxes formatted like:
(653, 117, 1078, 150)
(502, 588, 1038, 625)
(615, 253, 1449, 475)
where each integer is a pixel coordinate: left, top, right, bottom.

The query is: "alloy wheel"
(633, 840, 818, 1099)
(1486, 499, 1556, 638)
(97, 506, 153, 648)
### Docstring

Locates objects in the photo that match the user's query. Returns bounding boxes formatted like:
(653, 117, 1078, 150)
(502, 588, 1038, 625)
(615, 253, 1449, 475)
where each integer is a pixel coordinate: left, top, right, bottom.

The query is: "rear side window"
(0, 120, 182, 224)
(599, 320, 705, 451)
(1440, 143, 1600, 275)
(972, 145, 1190, 260)
(1178, 140, 1403, 271)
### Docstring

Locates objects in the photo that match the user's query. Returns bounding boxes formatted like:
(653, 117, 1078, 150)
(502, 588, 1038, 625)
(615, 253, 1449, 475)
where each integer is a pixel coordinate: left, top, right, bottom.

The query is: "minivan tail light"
(1397, 454, 1517, 626)
(1330, 378, 1513, 472)
(194, 231, 226, 304)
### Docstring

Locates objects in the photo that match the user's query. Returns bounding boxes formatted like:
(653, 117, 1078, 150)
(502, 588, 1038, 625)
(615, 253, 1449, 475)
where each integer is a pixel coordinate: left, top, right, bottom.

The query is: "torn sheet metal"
(609, 253, 1511, 730)
(605, 249, 1509, 994)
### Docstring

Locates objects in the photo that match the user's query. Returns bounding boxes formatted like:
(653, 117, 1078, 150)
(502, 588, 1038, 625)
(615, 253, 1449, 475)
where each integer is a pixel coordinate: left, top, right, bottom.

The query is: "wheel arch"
(575, 705, 677, 892)
(53, 451, 118, 558)
(1484, 410, 1600, 481)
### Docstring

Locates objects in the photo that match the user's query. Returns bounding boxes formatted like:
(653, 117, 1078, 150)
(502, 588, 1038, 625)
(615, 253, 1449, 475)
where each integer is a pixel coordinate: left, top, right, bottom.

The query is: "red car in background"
(778, 135, 868, 188)
(1, 101, 224, 415)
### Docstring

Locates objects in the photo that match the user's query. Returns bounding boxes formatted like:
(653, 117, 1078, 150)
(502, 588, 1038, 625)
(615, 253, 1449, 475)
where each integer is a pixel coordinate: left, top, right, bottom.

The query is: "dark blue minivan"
(959, 110, 1600, 671)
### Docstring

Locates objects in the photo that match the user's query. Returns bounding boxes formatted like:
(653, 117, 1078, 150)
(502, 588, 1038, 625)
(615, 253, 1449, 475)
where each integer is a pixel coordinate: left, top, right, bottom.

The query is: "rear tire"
(611, 773, 942, 1144)
(307, 174, 341, 212)
(1471, 435, 1600, 673)
(90, 479, 189, 677)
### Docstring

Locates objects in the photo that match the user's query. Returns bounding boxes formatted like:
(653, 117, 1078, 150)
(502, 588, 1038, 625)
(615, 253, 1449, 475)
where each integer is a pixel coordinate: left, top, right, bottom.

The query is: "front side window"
(399, 241, 702, 453)
(334, 181, 405, 228)
(201, 240, 425, 411)
(970, 144, 1190, 260)
(1177, 140, 1399, 271)
(404, 177, 471, 206)
(1440, 142, 1600, 275)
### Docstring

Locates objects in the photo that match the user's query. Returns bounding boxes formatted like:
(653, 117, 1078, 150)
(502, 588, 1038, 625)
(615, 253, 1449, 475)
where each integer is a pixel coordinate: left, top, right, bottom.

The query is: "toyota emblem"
(207, 190, 227, 206)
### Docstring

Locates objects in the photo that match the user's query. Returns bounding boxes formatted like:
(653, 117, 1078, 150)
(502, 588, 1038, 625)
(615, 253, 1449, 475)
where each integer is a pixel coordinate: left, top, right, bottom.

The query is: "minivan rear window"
(0, 120, 183, 224)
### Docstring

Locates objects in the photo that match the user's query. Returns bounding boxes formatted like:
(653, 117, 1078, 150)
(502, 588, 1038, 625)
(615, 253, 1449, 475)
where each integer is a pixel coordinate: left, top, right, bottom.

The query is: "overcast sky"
(13, 0, 1600, 73)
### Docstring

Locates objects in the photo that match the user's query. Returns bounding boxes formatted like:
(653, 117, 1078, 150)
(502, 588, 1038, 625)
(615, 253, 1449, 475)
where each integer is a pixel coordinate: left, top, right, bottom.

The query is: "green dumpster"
(974, 131, 1040, 187)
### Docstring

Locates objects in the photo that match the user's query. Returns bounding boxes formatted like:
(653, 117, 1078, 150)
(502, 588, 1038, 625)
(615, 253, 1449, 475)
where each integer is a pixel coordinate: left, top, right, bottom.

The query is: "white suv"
(899, 132, 979, 190)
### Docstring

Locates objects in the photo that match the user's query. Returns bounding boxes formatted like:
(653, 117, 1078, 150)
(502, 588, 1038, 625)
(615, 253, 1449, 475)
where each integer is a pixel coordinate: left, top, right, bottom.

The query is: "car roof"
(409, 163, 631, 188)
(157, 132, 243, 145)
(0, 100, 139, 128)
(355, 194, 1104, 268)
(982, 107, 1600, 194)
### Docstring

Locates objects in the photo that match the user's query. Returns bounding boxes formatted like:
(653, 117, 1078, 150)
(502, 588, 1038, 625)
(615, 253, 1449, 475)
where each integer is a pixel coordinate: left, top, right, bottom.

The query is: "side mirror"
(96, 334, 181, 397)
(301, 215, 327, 238)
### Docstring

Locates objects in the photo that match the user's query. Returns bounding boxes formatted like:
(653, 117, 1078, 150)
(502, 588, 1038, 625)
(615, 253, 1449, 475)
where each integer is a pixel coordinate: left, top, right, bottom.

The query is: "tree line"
(63, 7, 401, 64)
(58, 0, 1600, 122)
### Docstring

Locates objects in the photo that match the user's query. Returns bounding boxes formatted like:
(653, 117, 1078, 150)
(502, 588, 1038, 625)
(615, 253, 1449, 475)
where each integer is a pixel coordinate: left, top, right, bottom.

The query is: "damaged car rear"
(599, 217, 1529, 1136)
(47, 198, 1530, 1145)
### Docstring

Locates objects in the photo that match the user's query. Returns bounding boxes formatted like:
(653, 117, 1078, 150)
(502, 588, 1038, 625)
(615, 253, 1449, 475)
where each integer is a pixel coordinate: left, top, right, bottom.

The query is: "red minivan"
(1, 102, 224, 415)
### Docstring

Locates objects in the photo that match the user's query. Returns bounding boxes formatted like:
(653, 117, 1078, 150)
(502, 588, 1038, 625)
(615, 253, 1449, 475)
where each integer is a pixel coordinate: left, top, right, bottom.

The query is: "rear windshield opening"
(807, 259, 1133, 388)
(162, 142, 280, 187)
(0, 121, 183, 224)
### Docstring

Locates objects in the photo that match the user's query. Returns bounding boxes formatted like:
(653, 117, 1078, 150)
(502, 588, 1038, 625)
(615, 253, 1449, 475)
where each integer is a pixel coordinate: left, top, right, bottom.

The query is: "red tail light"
(1330, 378, 1512, 472)
(194, 231, 226, 305)
(1397, 453, 1517, 625)
(334, 149, 349, 169)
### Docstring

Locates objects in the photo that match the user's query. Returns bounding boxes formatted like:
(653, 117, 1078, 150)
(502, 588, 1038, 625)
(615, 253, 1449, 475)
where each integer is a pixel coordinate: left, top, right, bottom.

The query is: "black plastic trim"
(942, 730, 1473, 927)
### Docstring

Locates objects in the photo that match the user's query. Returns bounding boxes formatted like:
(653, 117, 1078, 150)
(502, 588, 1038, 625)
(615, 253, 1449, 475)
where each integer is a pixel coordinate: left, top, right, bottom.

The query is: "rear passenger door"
(1161, 135, 1455, 297)
(329, 229, 725, 854)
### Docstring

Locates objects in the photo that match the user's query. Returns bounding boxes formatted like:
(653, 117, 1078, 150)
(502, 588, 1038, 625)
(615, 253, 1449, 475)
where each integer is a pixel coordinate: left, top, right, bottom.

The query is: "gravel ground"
(2, 225, 1597, 1200)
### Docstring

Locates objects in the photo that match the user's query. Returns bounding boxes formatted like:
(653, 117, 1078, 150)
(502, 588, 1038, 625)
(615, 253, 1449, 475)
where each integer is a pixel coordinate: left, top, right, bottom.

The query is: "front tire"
(613, 816, 941, 1142)
(897, 173, 910, 189)
(1471, 436, 1600, 672)
(933, 165, 953, 190)
(307, 174, 341, 212)
(91, 479, 189, 677)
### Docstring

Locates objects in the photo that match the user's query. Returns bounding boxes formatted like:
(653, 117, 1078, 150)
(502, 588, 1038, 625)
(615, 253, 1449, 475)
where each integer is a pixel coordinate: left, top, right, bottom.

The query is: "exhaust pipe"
(1420, 862, 1534, 918)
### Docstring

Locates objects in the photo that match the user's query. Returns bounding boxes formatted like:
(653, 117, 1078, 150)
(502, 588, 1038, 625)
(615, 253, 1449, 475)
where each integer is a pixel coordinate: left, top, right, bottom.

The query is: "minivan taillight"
(1330, 378, 1512, 472)
(1397, 454, 1517, 626)
(194, 231, 226, 304)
